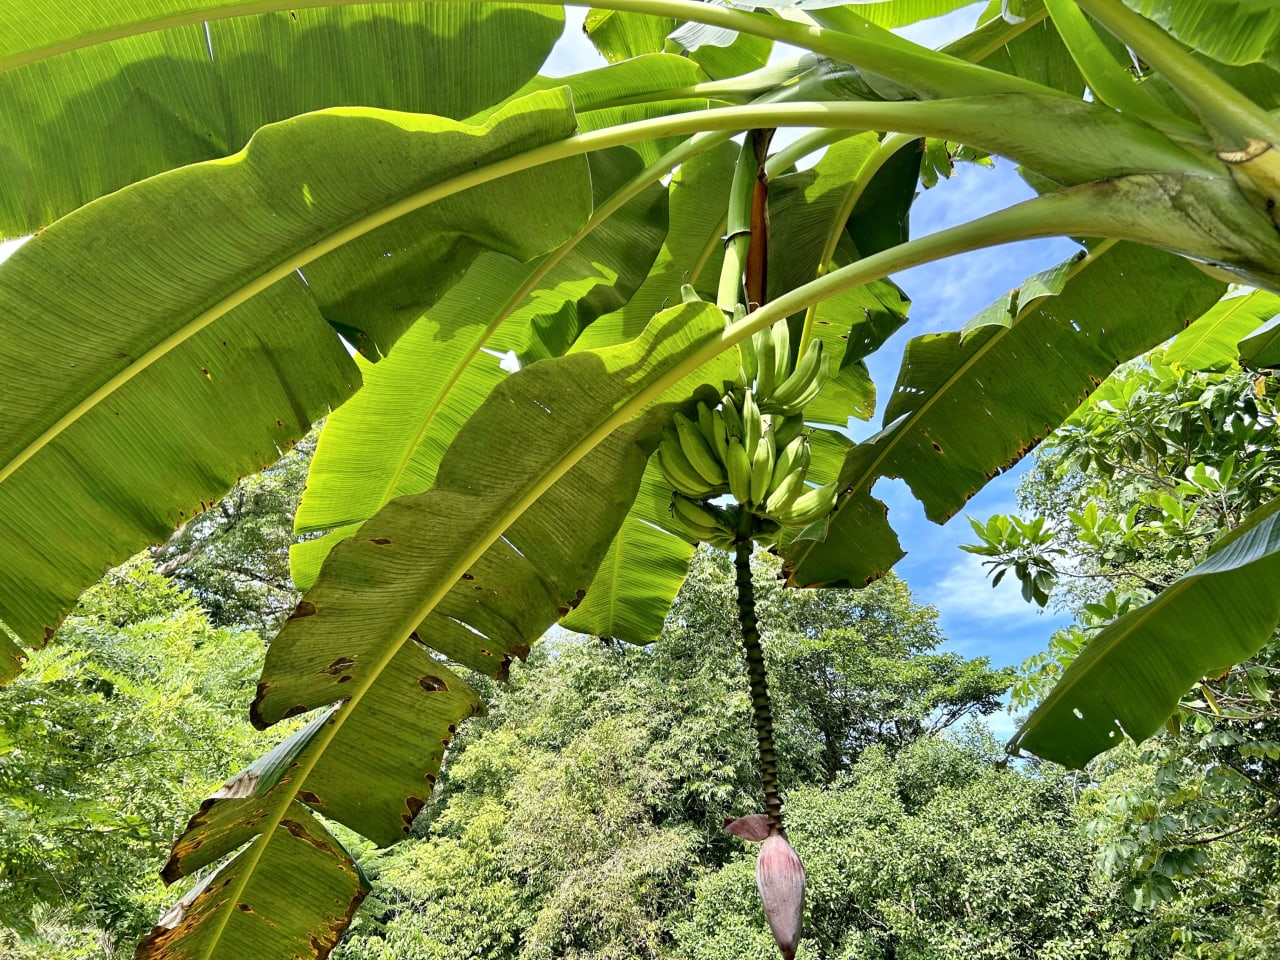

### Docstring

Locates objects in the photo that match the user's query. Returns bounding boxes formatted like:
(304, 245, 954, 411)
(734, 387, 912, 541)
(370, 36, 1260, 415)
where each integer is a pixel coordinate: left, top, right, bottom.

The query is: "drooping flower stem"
(733, 534, 784, 835)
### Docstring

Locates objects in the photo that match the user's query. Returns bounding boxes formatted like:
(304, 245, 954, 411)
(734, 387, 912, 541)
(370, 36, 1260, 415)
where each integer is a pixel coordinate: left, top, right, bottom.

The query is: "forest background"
(3, 346, 1278, 959)
(4, 2, 1280, 957)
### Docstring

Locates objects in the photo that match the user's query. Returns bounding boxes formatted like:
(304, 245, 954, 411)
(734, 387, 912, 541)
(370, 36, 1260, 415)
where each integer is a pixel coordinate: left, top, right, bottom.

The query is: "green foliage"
(335, 551, 1014, 960)
(3, 0, 1280, 952)
(0, 560, 269, 955)
(679, 735, 1130, 960)
(969, 357, 1280, 953)
(149, 434, 312, 633)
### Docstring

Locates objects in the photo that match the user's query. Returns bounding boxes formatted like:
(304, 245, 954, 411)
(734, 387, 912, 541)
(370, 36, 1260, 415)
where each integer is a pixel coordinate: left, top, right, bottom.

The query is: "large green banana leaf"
(1122, 0, 1280, 68)
(0, 89, 589, 653)
(559, 460, 697, 642)
(585, 6, 773, 80)
(575, 141, 738, 351)
(766, 133, 914, 426)
(1012, 495, 1280, 768)
(783, 242, 1225, 587)
(139, 708, 373, 958)
(1164, 289, 1280, 372)
(290, 145, 670, 588)
(1239, 315, 1280, 368)
(147, 301, 737, 955)
(0, 2, 562, 234)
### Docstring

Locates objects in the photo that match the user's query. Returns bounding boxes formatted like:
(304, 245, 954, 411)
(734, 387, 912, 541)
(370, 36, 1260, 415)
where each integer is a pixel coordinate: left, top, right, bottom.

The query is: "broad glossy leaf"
(291, 147, 669, 586)
(138, 709, 372, 958)
(829, 0, 978, 28)
(766, 134, 913, 425)
(473, 54, 711, 166)
(1239, 315, 1280, 368)
(783, 243, 1224, 587)
(1121, 0, 1280, 68)
(0, 2, 563, 234)
(575, 141, 738, 351)
(154, 301, 737, 955)
(0, 90, 589, 651)
(559, 461, 696, 642)
(257, 301, 737, 834)
(1164, 290, 1280, 372)
(1012, 496, 1280, 768)
(585, 7, 772, 80)
(804, 275, 910, 426)
(947, 2, 1084, 96)
(585, 7, 674, 62)
(875, 243, 1222, 523)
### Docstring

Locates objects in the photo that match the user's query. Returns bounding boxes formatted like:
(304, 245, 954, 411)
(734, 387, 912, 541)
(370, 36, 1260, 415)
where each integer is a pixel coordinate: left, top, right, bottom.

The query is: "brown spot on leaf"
(418, 675, 449, 692)
(298, 790, 324, 805)
(281, 704, 310, 720)
(288, 600, 318, 621)
(320, 657, 356, 675)
(236, 903, 252, 913)
(368, 537, 391, 546)
(461, 572, 475, 581)
(280, 819, 336, 856)
(336, 675, 353, 684)
(402, 796, 425, 830)
(930, 442, 942, 453)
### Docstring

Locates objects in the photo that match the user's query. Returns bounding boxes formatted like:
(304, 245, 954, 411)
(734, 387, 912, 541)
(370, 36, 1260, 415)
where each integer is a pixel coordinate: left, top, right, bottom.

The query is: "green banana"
(750, 436, 775, 506)
(767, 339, 824, 413)
(765, 443, 810, 517)
(776, 480, 839, 526)
(772, 414, 806, 450)
(770, 320, 792, 394)
(726, 437, 753, 505)
(675, 412, 727, 486)
(709, 407, 729, 464)
(671, 494, 739, 549)
(742, 389, 763, 454)
(755, 326, 778, 399)
(658, 429, 720, 499)
(722, 394, 745, 442)
(696, 402, 728, 466)
(768, 437, 808, 495)
(777, 351, 829, 416)
(739, 330, 759, 388)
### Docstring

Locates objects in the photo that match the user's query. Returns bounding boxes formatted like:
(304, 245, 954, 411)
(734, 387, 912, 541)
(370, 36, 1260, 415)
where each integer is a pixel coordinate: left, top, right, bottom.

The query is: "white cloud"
(933, 551, 1051, 626)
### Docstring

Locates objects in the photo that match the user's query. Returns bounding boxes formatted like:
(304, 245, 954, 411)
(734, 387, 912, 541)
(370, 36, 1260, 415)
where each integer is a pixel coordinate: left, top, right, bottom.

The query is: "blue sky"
(546, 5, 1077, 680)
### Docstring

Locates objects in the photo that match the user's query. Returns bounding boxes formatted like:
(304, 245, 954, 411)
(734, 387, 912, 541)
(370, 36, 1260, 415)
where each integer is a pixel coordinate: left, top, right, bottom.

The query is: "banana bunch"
(657, 387, 839, 547)
(739, 319, 829, 417)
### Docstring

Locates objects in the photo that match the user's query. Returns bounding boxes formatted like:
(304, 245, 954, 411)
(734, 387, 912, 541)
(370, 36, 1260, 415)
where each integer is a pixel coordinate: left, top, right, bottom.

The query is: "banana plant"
(1, 0, 1280, 956)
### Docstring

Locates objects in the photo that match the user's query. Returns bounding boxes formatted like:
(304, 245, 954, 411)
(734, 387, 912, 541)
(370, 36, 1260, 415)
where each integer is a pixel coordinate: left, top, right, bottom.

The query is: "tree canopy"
(2, 0, 1280, 955)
